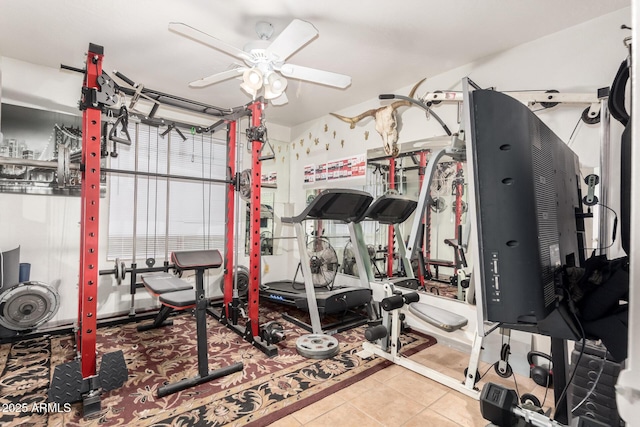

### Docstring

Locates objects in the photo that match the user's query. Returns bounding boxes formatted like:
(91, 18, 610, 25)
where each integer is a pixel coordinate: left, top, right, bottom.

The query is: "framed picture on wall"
(0, 103, 105, 196)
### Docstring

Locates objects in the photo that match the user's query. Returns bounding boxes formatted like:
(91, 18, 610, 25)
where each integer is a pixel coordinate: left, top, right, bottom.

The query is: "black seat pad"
(142, 272, 193, 294)
(171, 249, 222, 270)
(159, 289, 196, 308)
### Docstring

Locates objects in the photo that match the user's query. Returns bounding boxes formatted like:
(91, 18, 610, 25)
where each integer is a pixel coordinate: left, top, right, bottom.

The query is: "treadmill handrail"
(365, 194, 418, 225)
(282, 189, 373, 224)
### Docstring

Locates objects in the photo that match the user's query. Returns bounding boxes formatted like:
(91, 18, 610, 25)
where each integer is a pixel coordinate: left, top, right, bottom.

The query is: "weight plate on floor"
(0, 281, 60, 331)
(295, 334, 340, 359)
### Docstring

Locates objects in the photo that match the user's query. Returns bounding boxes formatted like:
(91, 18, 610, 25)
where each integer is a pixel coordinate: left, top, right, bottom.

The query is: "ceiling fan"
(168, 19, 352, 105)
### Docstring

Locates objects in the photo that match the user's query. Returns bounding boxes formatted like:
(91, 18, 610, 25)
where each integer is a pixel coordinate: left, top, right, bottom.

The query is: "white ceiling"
(0, 0, 630, 128)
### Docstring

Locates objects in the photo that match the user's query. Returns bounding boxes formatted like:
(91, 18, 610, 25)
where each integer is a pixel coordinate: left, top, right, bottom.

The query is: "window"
(107, 122, 228, 262)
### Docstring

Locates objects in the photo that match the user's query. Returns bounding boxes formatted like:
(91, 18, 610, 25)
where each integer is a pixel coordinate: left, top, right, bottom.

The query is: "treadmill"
(259, 189, 374, 334)
(364, 193, 420, 289)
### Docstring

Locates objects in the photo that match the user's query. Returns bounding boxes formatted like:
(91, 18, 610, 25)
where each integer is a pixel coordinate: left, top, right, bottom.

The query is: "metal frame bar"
(294, 223, 324, 333)
(223, 120, 237, 319)
(453, 161, 464, 299)
(247, 101, 263, 338)
(418, 151, 429, 287)
(349, 222, 375, 286)
(387, 158, 396, 277)
(420, 89, 600, 106)
(0, 158, 232, 185)
(597, 99, 611, 256)
(407, 148, 448, 259)
(77, 44, 104, 379)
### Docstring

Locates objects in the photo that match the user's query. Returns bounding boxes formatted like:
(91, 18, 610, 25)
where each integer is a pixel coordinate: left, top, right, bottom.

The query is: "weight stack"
(569, 341, 624, 426)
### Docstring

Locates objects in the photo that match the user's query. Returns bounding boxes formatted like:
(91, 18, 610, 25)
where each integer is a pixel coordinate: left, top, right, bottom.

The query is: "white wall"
(291, 7, 630, 210)
(0, 7, 631, 333)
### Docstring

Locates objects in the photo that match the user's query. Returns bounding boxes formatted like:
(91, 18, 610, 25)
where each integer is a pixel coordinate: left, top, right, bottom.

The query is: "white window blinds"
(107, 122, 228, 261)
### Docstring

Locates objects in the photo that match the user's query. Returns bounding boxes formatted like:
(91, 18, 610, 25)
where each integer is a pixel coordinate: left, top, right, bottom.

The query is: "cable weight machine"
(95, 101, 283, 355)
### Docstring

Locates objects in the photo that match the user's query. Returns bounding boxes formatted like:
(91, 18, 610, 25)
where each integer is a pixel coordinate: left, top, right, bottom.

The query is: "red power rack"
(49, 43, 127, 417)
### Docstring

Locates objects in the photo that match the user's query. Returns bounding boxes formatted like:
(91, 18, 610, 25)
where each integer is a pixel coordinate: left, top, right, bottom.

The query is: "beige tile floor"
(268, 344, 555, 427)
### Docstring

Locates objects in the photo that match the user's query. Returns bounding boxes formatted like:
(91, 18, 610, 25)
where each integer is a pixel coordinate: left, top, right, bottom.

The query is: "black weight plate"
(0, 282, 60, 330)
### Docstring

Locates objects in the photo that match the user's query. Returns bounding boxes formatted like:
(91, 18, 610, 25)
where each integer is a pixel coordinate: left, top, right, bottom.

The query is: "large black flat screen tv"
(468, 89, 584, 339)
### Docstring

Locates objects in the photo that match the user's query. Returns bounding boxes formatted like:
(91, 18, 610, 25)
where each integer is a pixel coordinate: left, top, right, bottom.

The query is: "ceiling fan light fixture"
(242, 68, 263, 89)
(240, 68, 264, 96)
(171, 19, 351, 100)
(264, 72, 288, 99)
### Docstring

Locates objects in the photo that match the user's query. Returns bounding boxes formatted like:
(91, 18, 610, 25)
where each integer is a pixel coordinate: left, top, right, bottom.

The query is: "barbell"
(101, 260, 251, 296)
(99, 258, 167, 285)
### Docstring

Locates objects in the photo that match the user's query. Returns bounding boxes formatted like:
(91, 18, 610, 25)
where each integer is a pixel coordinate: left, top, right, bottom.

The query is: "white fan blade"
(279, 64, 351, 88)
(266, 19, 318, 61)
(270, 92, 289, 106)
(169, 22, 250, 61)
(189, 68, 245, 88)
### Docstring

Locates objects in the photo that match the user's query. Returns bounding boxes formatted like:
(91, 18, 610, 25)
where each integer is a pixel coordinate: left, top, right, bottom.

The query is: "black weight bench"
(138, 249, 243, 397)
(140, 271, 193, 296)
(425, 258, 455, 282)
(137, 272, 196, 332)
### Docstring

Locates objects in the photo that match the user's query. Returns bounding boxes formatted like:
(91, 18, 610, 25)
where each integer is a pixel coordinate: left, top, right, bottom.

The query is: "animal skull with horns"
(330, 78, 425, 157)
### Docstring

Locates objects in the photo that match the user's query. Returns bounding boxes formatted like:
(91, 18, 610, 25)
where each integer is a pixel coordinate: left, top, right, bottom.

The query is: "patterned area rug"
(423, 279, 461, 300)
(0, 303, 435, 426)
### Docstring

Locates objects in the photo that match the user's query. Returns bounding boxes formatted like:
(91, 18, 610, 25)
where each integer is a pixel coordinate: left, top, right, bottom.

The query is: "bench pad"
(171, 249, 223, 270)
(426, 259, 455, 267)
(159, 289, 196, 308)
(141, 272, 193, 295)
(409, 302, 468, 332)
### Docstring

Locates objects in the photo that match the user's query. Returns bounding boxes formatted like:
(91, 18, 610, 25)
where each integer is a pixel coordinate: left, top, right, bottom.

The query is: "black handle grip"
(381, 294, 404, 311)
(364, 324, 388, 342)
(110, 136, 132, 146)
(379, 94, 395, 100)
(403, 292, 420, 304)
(174, 127, 187, 141)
